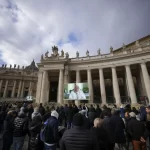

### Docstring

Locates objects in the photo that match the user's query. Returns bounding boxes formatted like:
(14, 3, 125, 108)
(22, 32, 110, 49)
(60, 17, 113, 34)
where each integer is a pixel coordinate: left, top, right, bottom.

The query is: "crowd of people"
(0, 101, 150, 150)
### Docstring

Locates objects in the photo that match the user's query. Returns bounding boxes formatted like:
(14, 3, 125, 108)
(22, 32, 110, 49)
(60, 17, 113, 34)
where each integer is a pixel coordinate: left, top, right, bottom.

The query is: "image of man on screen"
(69, 84, 86, 100)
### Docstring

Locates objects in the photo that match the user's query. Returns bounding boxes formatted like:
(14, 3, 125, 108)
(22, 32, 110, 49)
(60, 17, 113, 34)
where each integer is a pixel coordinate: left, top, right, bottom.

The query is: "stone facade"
(36, 35, 150, 105)
(0, 60, 38, 101)
(0, 35, 150, 105)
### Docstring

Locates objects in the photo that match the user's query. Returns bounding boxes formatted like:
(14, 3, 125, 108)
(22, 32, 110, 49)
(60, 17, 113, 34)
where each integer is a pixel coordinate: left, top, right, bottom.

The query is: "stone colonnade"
(37, 62, 150, 105)
(0, 79, 34, 98)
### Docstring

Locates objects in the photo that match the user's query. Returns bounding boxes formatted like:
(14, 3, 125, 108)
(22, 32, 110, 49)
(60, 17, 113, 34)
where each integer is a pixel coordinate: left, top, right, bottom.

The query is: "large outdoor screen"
(64, 83, 89, 100)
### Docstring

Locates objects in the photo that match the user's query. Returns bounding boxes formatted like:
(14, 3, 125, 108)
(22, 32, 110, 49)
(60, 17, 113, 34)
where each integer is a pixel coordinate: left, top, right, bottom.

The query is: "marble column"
(75, 70, 81, 106)
(57, 69, 64, 104)
(11, 80, 16, 98)
(41, 71, 49, 104)
(140, 63, 150, 103)
(99, 68, 106, 104)
(112, 67, 121, 104)
(36, 71, 43, 103)
(21, 81, 24, 98)
(87, 69, 93, 103)
(64, 68, 70, 83)
(0, 80, 3, 95)
(17, 80, 22, 98)
(125, 65, 137, 104)
(28, 81, 32, 96)
(3, 80, 8, 98)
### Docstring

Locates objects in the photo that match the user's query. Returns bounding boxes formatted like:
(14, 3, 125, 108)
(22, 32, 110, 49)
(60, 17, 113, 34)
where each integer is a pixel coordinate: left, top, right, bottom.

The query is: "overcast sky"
(0, 0, 150, 66)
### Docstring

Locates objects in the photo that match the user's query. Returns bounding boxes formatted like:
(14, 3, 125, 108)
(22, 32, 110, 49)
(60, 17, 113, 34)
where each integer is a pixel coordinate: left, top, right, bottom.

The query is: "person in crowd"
(2, 110, 17, 150)
(102, 108, 115, 150)
(124, 111, 131, 150)
(42, 105, 55, 122)
(127, 112, 146, 150)
(58, 106, 65, 126)
(139, 106, 147, 122)
(66, 104, 74, 129)
(60, 113, 99, 150)
(91, 118, 109, 150)
(0, 107, 6, 132)
(32, 107, 41, 120)
(88, 104, 96, 127)
(39, 103, 45, 116)
(28, 104, 34, 121)
(110, 109, 126, 149)
(95, 105, 102, 118)
(43, 110, 59, 150)
(28, 115, 44, 150)
(72, 104, 79, 115)
(64, 104, 68, 127)
(13, 107, 29, 150)
(79, 109, 90, 129)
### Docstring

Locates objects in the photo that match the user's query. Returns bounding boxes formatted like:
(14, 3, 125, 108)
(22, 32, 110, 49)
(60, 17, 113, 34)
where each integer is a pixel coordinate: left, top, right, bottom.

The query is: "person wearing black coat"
(39, 103, 45, 116)
(2, 110, 17, 150)
(91, 118, 109, 150)
(127, 112, 146, 150)
(88, 105, 96, 127)
(28, 115, 44, 150)
(95, 105, 102, 118)
(110, 109, 126, 149)
(60, 113, 99, 150)
(66, 104, 74, 129)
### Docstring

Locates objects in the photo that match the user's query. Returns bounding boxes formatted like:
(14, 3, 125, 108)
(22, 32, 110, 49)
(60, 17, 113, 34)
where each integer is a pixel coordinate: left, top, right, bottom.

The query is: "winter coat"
(102, 116, 115, 144)
(28, 116, 43, 150)
(127, 117, 145, 141)
(13, 113, 29, 137)
(139, 106, 146, 122)
(60, 126, 99, 150)
(91, 127, 109, 150)
(44, 116, 59, 144)
(39, 106, 45, 116)
(66, 107, 74, 122)
(95, 108, 102, 118)
(109, 115, 126, 143)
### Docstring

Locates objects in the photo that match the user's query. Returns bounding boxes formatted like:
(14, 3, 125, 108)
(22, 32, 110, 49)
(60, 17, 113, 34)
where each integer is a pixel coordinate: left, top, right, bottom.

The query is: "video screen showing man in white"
(69, 84, 86, 100)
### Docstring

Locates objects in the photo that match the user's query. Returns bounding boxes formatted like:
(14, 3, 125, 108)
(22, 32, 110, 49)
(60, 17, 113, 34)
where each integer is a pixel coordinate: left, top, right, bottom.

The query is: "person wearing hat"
(60, 113, 98, 150)
(44, 110, 59, 150)
(127, 112, 146, 150)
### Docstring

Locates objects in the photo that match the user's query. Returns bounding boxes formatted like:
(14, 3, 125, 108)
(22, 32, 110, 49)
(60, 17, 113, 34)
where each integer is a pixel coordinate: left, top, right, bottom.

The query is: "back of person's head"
(40, 103, 42, 107)
(111, 109, 120, 116)
(102, 108, 111, 117)
(34, 107, 39, 113)
(73, 113, 84, 127)
(51, 110, 59, 119)
(50, 105, 55, 111)
(94, 118, 103, 128)
(82, 106, 86, 110)
(129, 112, 136, 118)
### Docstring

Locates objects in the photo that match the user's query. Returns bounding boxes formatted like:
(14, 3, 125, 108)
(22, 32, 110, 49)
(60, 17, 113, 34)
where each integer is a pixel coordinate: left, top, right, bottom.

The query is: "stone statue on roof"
(18, 65, 20, 69)
(41, 54, 44, 60)
(65, 52, 69, 59)
(76, 51, 79, 58)
(10, 64, 12, 69)
(14, 64, 16, 69)
(52, 46, 59, 57)
(22, 66, 24, 69)
(2, 64, 4, 68)
(135, 40, 140, 47)
(61, 50, 64, 57)
(4, 64, 7, 68)
(97, 48, 101, 55)
(86, 50, 89, 56)
(45, 51, 49, 58)
(110, 46, 113, 53)
(122, 43, 126, 49)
